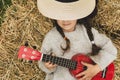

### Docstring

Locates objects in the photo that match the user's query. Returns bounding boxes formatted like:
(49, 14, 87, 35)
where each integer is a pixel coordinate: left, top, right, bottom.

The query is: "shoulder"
(41, 27, 61, 48)
(45, 27, 59, 37)
(91, 28, 99, 34)
(91, 27, 107, 38)
(79, 24, 99, 34)
(78, 24, 99, 33)
(43, 27, 62, 41)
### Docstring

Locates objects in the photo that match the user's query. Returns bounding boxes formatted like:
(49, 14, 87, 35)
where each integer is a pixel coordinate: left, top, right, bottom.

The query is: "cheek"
(58, 23, 63, 28)
(57, 21, 63, 26)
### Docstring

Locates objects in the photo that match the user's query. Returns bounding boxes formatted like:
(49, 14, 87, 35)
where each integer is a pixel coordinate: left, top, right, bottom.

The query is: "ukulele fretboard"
(42, 54, 77, 70)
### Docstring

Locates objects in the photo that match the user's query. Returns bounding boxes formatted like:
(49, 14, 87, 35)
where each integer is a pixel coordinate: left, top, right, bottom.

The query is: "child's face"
(57, 20, 77, 32)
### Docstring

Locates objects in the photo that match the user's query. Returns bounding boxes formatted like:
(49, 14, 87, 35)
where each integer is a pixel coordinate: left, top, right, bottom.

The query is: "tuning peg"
(25, 41, 29, 47)
(28, 60, 33, 63)
(32, 46, 37, 49)
(25, 59, 33, 64)
(18, 58, 23, 62)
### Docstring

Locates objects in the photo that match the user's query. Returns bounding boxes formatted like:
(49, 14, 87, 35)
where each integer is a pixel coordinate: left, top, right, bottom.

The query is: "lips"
(63, 23, 71, 26)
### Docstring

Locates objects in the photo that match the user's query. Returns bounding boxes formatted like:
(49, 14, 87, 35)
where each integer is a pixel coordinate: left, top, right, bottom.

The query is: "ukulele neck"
(42, 54, 77, 70)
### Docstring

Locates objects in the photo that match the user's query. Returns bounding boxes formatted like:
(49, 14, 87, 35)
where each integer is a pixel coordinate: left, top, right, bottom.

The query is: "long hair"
(53, 0, 101, 56)
(53, 20, 70, 52)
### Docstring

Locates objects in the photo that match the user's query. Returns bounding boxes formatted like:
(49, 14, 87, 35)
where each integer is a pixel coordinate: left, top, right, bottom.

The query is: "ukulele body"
(69, 54, 114, 80)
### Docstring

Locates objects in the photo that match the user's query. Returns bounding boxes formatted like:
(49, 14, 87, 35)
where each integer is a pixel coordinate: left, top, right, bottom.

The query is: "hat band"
(56, 0, 79, 3)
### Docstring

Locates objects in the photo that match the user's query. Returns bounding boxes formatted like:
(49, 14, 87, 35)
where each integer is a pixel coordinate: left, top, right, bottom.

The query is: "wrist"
(95, 64, 102, 72)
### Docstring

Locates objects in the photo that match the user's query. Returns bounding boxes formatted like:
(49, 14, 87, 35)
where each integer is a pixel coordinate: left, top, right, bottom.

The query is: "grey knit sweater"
(38, 24, 117, 80)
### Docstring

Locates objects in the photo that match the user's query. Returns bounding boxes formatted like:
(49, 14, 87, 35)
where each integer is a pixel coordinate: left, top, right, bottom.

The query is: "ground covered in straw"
(0, 0, 120, 80)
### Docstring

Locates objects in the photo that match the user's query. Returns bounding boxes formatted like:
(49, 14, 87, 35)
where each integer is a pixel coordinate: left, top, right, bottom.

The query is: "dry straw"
(0, 0, 120, 80)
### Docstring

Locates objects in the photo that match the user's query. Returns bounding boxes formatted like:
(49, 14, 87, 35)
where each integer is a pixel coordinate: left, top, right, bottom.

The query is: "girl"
(37, 0, 117, 80)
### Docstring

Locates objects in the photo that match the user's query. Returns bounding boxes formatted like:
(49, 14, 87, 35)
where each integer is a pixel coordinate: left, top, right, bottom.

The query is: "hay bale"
(0, 0, 119, 80)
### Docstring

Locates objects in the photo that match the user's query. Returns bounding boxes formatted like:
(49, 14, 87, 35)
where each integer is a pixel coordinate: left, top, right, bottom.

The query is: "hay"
(91, 0, 120, 40)
(0, 0, 120, 80)
(0, 0, 53, 80)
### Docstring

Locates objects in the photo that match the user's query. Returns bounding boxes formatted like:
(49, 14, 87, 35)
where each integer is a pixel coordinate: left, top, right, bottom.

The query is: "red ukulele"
(18, 46, 114, 80)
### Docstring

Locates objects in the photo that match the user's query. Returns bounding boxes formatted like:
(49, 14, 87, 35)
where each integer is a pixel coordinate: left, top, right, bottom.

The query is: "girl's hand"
(44, 61, 57, 70)
(44, 53, 57, 70)
(76, 61, 101, 80)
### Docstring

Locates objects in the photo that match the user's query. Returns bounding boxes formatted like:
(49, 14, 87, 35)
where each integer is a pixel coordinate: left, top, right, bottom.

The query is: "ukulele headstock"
(18, 42, 42, 61)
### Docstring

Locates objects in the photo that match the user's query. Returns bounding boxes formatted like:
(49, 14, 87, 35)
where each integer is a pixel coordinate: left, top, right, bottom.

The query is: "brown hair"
(53, 21, 70, 52)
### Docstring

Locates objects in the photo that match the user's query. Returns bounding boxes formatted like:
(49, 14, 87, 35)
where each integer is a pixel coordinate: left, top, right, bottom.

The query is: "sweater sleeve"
(38, 31, 57, 74)
(90, 28, 117, 70)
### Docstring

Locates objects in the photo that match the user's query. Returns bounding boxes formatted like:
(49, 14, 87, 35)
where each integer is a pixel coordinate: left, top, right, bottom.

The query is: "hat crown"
(56, 0, 79, 3)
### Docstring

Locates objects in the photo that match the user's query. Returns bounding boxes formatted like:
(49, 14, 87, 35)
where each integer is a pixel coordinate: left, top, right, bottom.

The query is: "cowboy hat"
(37, 0, 96, 20)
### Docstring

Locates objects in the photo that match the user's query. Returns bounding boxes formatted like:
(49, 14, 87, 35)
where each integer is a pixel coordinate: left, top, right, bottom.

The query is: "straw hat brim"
(37, 0, 96, 20)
